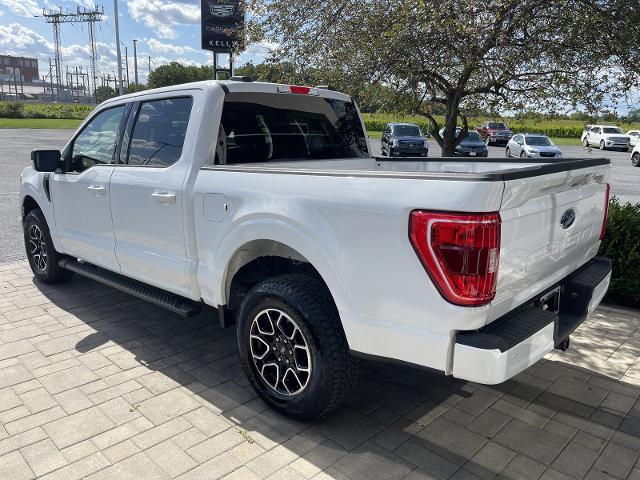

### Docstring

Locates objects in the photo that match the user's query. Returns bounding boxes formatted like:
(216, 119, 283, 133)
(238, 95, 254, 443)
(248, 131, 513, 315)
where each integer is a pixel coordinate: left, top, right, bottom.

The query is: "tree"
(148, 62, 213, 88)
(125, 83, 147, 94)
(248, 0, 640, 155)
(95, 86, 115, 103)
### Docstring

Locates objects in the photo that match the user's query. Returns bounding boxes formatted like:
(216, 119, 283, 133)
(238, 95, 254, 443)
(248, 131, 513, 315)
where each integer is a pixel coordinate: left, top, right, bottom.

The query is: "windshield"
(526, 136, 552, 146)
(602, 127, 624, 134)
(488, 122, 507, 129)
(216, 92, 368, 164)
(462, 131, 483, 142)
(393, 125, 422, 136)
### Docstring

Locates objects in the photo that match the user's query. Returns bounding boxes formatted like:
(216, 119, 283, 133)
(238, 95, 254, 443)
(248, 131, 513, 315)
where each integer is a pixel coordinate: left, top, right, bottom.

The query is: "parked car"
(506, 134, 563, 159)
(476, 121, 514, 145)
(438, 128, 488, 157)
(632, 142, 640, 167)
(21, 80, 612, 420)
(626, 129, 640, 147)
(581, 125, 630, 151)
(381, 122, 429, 157)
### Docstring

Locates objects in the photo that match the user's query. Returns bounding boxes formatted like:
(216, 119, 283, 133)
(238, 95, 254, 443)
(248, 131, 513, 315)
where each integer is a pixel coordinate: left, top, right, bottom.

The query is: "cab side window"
(127, 97, 193, 167)
(71, 105, 126, 171)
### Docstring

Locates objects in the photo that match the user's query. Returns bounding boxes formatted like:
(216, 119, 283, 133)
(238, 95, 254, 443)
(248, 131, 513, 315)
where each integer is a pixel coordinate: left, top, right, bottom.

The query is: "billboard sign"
(201, 0, 243, 52)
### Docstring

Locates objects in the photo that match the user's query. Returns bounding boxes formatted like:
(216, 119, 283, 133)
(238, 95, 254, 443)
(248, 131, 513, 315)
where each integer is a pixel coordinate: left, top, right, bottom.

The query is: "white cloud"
(1, 0, 41, 17)
(146, 38, 195, 55)
(0, 23, 51, 53)
(126, 0, 199, 39)
(236, 41, 278, 65)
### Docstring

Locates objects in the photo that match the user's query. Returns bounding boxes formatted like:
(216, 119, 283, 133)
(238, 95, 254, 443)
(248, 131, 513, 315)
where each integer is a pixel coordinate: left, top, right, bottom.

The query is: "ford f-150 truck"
(20, 80, 612, 420)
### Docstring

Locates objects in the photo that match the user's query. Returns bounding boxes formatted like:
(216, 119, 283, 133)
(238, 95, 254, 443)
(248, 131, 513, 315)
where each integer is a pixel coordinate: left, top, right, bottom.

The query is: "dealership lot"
(0, 260, 637, 479)
(1, 129, 639, 264)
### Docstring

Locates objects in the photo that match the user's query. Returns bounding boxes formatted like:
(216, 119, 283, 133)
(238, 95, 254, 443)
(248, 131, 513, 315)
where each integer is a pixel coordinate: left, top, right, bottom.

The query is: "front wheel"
(520, 151, 527, 159)
(505, 147, 511, 158)
(237, 274, 359, 420)
(632, 152, 640, 167)
(583, 138, 589, 147)
(23, 209, 73, 283)
(600, 140, 606, 150)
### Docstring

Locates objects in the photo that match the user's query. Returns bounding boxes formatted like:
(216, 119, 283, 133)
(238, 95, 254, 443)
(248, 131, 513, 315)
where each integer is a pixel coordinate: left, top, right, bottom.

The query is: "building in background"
(0, 55, 39, 83)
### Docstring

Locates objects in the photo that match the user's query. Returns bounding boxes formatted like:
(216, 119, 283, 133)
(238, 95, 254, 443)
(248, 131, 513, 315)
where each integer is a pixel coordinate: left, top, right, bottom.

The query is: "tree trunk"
(441, 90, 462, 157)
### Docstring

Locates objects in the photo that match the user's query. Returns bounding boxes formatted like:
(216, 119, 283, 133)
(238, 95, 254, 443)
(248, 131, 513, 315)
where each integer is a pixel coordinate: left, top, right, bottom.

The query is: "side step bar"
(58, 259, 202, 318)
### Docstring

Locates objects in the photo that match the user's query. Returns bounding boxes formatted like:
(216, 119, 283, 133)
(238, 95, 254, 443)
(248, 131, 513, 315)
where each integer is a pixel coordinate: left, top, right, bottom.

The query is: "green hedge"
(598, 198, 640, 308)
(362, 113, 640, 139)
(0, 102, 94, 120)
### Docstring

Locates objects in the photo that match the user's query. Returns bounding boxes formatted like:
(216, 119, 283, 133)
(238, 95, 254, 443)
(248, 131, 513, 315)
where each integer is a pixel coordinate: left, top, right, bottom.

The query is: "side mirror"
(31, 150, 62, 172)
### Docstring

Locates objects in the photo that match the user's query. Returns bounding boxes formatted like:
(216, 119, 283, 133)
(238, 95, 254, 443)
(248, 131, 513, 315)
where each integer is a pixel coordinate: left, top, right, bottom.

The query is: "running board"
(58, 259, 202, 318)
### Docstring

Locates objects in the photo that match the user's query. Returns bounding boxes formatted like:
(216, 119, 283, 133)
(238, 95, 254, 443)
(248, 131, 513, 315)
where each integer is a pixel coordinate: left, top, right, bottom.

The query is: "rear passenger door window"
(127, 97, 193, 167)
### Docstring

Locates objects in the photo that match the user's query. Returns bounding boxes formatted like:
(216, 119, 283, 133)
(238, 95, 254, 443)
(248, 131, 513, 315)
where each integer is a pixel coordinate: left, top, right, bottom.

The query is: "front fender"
(19, 167, 61, 249)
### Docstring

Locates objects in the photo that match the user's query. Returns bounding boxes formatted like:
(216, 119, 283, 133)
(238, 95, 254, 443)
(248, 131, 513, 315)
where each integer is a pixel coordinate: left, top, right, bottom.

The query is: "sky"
(0, 0, 273, 84)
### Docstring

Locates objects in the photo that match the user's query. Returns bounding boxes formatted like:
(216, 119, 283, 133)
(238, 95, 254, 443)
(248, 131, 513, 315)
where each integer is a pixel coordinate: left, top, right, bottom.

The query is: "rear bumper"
(452, 257, 612, 384)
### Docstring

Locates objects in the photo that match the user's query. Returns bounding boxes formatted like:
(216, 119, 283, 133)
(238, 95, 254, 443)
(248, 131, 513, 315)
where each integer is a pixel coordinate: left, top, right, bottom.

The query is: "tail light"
(409, 211, 501, 306)
(599, 183, 610, 241)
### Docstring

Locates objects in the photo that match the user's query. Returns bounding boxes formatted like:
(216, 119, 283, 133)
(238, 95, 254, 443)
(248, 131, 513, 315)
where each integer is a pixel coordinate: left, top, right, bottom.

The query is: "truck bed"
(208, 156, 610, 181)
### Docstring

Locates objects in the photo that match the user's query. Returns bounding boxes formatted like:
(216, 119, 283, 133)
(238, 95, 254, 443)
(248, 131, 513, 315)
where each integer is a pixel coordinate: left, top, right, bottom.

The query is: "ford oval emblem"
(560, 208, 576, 229)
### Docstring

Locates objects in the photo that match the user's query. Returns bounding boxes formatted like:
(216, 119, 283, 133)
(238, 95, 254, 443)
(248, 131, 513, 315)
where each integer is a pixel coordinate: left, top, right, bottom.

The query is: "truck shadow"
(35, 274, 640, 480)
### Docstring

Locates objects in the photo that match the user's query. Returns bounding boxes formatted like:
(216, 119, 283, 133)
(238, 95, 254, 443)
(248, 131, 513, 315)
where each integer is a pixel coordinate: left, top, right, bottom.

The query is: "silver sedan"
(506, 134, 563, 159)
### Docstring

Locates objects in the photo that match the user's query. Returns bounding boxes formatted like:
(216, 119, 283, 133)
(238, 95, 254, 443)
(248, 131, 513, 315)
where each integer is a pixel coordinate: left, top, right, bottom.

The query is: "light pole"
(133, 39, 139, 85)
(113, 0, 124, 95)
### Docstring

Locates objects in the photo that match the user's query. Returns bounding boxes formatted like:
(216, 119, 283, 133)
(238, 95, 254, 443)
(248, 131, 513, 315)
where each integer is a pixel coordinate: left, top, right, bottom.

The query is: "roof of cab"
(99, 80, 352, 108)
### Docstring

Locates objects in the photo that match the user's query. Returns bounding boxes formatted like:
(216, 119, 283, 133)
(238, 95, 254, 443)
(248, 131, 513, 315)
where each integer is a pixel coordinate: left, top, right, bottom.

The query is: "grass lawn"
(0, 118, 82, 129)
(367, 131, 581, 146)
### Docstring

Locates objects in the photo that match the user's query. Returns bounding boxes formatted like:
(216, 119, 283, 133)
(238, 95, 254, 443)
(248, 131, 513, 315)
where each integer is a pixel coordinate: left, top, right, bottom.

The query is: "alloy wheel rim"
(249, 308, 312, 396)
(28, 225, 47, 272)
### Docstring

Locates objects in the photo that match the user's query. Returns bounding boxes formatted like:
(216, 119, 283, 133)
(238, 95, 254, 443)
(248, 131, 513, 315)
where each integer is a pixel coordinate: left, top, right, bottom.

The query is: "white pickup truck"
(20, 80, 612, 420)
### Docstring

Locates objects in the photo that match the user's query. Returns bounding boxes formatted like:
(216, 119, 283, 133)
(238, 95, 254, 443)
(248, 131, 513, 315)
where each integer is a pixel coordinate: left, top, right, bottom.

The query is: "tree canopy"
(147, 62, 214, 89)
(248, 0, 640, 155)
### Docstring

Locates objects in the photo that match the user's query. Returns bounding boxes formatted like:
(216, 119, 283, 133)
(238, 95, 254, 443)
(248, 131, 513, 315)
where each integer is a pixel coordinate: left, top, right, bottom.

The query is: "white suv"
(632, 142, 640, 167)
(581, 125, 630, 151)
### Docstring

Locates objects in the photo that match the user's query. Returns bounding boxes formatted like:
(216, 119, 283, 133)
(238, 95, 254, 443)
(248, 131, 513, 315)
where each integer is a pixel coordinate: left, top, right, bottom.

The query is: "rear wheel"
(237, 274, 359, 420)
(632, 153, 640, 167)
(23, 209, 73, 283)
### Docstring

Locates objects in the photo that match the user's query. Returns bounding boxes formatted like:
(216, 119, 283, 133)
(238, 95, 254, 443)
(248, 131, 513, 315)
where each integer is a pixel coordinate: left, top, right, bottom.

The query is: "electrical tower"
(41, 5, 104, 100)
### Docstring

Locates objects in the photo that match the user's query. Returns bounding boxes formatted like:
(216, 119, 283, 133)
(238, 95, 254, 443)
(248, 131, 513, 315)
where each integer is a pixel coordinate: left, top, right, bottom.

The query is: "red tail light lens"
(599, 183, 610, 241)
(409, 211, 501, 306)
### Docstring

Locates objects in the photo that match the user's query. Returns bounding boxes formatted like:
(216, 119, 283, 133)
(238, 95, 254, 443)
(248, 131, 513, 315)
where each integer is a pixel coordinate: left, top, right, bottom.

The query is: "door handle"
(151, 191, 176, 204)
(87, 185, 105, 194)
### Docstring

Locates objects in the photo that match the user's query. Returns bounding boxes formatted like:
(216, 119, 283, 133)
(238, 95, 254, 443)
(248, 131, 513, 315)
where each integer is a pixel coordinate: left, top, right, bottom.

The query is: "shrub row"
(362, 113, 640, 138)
(598, 198, 640, 308)
(0, 102, 94, 120)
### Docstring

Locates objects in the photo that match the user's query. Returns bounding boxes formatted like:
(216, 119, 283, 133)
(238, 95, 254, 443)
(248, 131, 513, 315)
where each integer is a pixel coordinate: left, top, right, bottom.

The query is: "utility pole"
(133, 39, 139, 85)
(148, 56, 152, 76)
(113, 0, 124, 95)
(124, 45, 129, 87)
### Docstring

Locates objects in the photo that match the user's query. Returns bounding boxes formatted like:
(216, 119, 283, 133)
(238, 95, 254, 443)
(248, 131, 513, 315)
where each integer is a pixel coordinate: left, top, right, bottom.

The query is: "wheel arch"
(223, 239, 336, 313)
(22, 195, 40, 221)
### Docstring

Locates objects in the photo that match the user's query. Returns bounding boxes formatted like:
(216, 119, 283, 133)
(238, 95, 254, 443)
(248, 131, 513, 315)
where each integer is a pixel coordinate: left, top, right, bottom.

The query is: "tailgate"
(489, 163, 610, 322)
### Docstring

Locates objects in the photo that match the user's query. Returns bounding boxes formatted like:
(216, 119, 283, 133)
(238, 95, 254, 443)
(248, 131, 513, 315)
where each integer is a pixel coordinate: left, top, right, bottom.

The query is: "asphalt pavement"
(1, 129, 638, 264)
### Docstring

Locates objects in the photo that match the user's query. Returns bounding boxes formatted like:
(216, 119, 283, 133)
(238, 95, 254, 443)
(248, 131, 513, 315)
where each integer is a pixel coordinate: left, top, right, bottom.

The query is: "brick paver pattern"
(0, 260, 639, 480)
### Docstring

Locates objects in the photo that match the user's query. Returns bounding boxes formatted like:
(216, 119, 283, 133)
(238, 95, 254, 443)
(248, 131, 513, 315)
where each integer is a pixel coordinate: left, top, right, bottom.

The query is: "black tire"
(23, 209, 73, 283)
(520, 151, 527, 159)
(237, 274, 359, 420)
(632, 153, 640, 167)
(600, 140, 606, 150)
(505, 147, 510, 158)
(583, 138, 589, 147)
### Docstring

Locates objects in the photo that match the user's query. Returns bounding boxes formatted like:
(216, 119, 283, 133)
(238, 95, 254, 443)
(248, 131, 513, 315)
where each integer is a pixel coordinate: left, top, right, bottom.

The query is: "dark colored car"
(380, 123, 429, 157)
